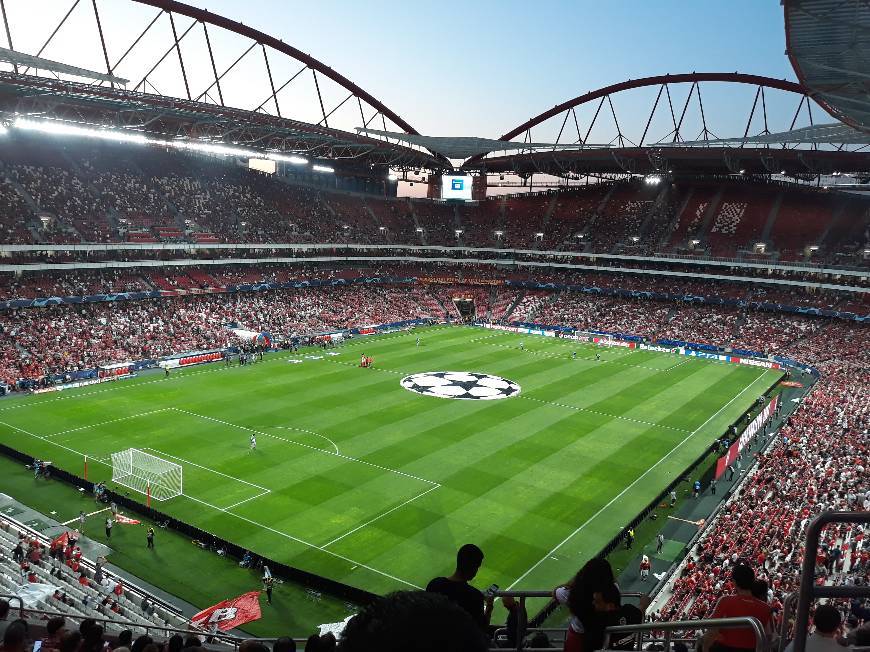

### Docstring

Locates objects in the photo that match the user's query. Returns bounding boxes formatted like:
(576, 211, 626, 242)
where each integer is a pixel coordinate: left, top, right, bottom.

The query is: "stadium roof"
(0, 74, 444, 170)
(660, 122, 870, 147)
(355, 128, 604, 159)
(785, 0, 870, 132)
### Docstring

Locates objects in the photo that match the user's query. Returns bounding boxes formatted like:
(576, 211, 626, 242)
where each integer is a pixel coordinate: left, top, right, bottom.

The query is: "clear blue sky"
(6, 0, 799, 143)
(178, 0, 795, 138)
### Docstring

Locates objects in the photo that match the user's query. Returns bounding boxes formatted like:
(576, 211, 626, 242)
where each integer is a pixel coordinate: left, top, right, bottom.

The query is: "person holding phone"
(426, 543, 493, 630)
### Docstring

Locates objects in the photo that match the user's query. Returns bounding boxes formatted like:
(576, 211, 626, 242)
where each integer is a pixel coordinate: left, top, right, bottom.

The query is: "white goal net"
(110, 448, 182, 501)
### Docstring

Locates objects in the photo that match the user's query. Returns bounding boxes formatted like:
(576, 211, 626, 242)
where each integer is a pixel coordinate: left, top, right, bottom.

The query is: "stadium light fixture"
(416, 227, 424, 233)
(312, 164, 335, 173)
(690, 239, 700, 245)
(535, 232, 544, 238)
(808, 245, 820, 251)
(267, 153, 308, 165)
(455, 229, 463, 235)
(379, 226, 386, 231)
(15, 118, 149, 145)
(14, 117, 314, 164)
(780, 170, 787, 175)
(739, 169, 746, 174)
(494, 230, 503, 236)
(631, 236, 640, 242)
(387, 172, 398, 181)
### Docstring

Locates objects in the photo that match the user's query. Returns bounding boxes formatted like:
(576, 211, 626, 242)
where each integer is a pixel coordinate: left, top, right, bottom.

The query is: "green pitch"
(0, 325, 781, 601)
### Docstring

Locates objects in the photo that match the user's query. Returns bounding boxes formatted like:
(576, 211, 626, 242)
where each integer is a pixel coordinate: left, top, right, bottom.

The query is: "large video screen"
(441, 175, 473, 201)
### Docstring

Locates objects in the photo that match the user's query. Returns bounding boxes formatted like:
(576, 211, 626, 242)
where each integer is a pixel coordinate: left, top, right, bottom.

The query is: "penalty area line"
(322, 483, 441, 548)
(142, 447, 270, 493)
(171, 408, 438, 487)
(47, 408, 172, 439)
(506, 368, 771, 590)
(180, 492, 422, 590)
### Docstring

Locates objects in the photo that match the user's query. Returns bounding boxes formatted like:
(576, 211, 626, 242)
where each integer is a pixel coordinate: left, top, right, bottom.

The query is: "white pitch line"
(61, 507, 110, 526)
(0, 420, 113, 469)
(48, 408, 171, 438)
(518, 395, 692, 433)
(507, 368, 771, 590)
(222, 489, 272, 510)
(180, 492, 422, 589)
(171, 408, 438, 487)
(269, 427, 340, 455)
(322, 484, 441, 548)
(143, 447, 270, 492)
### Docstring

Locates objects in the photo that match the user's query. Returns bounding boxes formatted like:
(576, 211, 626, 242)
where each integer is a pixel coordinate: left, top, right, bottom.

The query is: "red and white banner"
(715, 394, 780, 479)
(114, 514, 141, 525)
(191, 591, 262, 632)
(51, 531, 70, 549)
(592, 337, 637, 349)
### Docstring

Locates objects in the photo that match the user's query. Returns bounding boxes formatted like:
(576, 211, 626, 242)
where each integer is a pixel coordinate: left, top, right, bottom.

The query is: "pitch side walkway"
(613, 380, 810, 601)
(0, 492, 205, 621)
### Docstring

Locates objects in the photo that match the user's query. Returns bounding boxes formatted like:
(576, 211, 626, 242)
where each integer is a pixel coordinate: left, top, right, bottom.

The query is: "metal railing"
(604, 616, 768, 652)
(791, 511, 870, 652)
(488, 611, 767, 652)
(0, 595, 302, 650)
(489, 590, 647, 652)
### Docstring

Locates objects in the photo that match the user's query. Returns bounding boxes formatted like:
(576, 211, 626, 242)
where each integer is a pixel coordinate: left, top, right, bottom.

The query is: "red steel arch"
(497, 72, 810, 142)
(129, 0, 419, 135)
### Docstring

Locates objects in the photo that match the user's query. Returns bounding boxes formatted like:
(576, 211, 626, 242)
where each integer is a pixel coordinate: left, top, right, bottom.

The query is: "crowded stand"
(652, 323, 870, 632)
(0, 133, 869, 652)
(2, 132, 867, 264)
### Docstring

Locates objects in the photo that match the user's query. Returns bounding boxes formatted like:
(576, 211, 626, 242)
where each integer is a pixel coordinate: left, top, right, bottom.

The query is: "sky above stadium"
(174, 0, 796, 138)
(4, 0, 796, 140)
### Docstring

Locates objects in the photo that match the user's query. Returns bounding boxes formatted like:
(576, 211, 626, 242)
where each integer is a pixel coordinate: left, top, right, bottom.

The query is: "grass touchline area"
(0, 325, 782, 613)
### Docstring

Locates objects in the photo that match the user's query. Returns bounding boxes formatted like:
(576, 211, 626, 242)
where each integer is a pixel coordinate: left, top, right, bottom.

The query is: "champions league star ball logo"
(400, 371, 521, 401)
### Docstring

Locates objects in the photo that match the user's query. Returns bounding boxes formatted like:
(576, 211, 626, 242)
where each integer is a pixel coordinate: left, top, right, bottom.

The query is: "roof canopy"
(785, 0, 870, 132)
(355, 128, 598, 160)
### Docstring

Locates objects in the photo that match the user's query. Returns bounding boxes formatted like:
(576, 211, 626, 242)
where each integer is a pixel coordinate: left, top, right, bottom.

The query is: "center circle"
(400, 371, 521, 401)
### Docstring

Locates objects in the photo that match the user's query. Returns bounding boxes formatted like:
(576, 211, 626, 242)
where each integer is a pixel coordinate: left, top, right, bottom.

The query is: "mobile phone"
(33, 641, 42, 652)
(484, 583, 499, 597)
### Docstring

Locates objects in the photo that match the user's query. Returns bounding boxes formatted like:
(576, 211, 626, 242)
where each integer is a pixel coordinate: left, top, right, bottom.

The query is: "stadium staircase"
(0, 513, 193, 638)
(758, 189, 784, 246)
(694, 185, 726, 245)
(537, 194, 560, 236)
(499, 292, 524, 321)
(637, 182, 671, 240)
(403, 201, 427, 245)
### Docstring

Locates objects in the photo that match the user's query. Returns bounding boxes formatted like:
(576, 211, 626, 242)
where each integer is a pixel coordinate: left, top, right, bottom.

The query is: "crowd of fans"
(652, 322, 869, 645)
(2, 133, 868, 265)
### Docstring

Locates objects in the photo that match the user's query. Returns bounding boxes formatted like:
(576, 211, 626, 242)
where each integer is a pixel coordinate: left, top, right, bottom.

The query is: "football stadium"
(0, 1, 867, 651)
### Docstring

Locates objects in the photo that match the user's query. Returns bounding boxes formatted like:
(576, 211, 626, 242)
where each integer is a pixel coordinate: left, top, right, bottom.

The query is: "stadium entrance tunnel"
(400, 371, 521, 400)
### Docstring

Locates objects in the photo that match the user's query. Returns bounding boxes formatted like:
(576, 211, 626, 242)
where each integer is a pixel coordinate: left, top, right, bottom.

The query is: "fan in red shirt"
(702, 564, 772, 652)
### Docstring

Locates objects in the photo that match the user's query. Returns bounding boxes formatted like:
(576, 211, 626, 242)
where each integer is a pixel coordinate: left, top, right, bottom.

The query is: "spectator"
(58, 633, 81, 652)
(426, 544, 493, 629)
(41, 618, 67, 652)
(272, 637, 296, 652)
(337, 591, 487, 652)
(585, 584, 643, 651)
(114, 631, 133, 651)
(166, 634, 183, 652)
(785, 605, 844, 652)
(498, 595, 527, 650)
(0, 600, 9, 641)
(304, 633, 335, 652)
(553, 558, 617, 652)
(702, 564, 772, 652)
(0, 622, 26, 652)
(130, 635, 153, 652)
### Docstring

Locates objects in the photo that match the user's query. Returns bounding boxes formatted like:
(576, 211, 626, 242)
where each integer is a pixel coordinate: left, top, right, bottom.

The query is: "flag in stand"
(51, 531, 70, 549)
(191, 591, 262, 632)
(114, 514, 141, 525)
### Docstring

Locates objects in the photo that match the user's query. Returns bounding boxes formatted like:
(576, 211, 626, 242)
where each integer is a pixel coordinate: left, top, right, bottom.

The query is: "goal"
(110, 449, 182, 501)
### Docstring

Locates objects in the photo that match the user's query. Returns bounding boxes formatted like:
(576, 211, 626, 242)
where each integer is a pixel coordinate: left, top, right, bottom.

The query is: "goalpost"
(110, 448, 182, 501)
